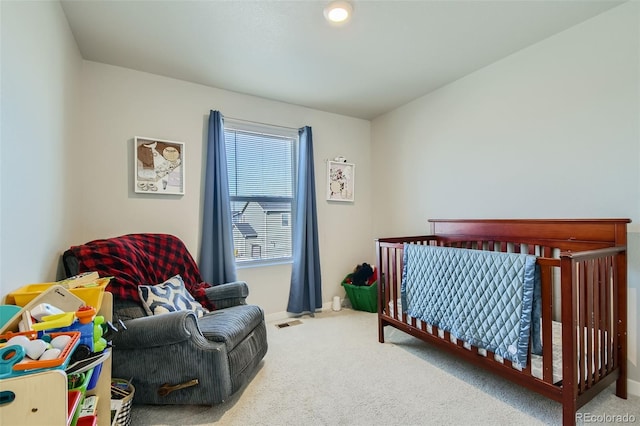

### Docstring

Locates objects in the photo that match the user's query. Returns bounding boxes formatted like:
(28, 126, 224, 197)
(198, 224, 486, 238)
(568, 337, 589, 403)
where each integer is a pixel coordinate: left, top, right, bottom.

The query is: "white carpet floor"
(129, 308, 640, 425)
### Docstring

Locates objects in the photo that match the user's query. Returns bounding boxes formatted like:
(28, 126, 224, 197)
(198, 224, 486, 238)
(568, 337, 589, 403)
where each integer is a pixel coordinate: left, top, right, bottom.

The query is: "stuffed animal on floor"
(351, 263, 374, 286)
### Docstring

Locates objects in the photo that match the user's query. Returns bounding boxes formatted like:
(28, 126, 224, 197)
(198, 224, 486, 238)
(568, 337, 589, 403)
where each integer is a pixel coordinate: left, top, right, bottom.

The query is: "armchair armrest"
(205, 281, 249, 309)
(111, 310, 222, 350)
(110, 309, 233, 405)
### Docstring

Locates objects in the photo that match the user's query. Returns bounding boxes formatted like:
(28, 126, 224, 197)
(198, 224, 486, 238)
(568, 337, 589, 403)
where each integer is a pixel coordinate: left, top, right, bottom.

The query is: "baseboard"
(322, 299, 337, 311)
(265, 299, 342, 323)
(265, 310, 291, 323)
(628, 378, 640, 397)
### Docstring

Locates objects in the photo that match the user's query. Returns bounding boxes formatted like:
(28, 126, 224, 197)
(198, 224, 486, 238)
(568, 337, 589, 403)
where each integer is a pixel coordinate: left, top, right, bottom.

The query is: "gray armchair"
(63, 233, 268, 405)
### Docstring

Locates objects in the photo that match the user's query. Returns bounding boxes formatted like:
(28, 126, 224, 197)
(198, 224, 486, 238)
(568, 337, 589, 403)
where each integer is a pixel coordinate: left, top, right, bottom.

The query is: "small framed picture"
(134, 136, 185, 195)
(326, 160, 355, 202)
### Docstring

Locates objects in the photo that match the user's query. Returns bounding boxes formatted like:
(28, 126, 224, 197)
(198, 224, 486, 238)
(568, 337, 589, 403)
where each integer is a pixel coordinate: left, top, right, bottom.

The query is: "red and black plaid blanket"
(68, 234, 214, 310)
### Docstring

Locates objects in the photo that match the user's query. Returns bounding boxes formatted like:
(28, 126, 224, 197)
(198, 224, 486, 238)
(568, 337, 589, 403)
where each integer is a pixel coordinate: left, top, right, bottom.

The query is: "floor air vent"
(276, 320, 302, 328)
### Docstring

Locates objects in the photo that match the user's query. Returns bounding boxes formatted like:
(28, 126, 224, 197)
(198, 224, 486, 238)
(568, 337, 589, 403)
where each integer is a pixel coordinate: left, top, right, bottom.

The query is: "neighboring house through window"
(225, 119, 297, 264)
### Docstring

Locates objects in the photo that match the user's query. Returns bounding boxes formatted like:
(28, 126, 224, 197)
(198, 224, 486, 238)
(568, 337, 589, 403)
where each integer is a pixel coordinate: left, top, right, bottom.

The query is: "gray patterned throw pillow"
(138, 274, 208, 318)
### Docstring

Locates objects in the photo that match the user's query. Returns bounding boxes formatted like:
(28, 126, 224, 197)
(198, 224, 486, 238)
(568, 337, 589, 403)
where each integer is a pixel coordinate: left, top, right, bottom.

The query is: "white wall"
(0, 1, 83, 293)
(0, 1, 373, 317)
(372, 2, 640, 383)
(74, 62, 373, 315)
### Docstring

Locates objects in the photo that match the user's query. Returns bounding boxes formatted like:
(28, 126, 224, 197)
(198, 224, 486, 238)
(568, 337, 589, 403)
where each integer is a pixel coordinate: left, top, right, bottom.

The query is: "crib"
(376, 219, 629, 425)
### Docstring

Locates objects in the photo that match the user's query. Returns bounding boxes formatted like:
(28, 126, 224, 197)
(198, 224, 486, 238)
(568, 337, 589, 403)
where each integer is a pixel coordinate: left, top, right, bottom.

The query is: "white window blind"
(224, 120, 297, 264)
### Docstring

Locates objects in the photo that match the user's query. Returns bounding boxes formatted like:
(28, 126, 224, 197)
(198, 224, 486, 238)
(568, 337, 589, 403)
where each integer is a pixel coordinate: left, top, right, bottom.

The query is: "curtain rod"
(224, 115, 299, 132)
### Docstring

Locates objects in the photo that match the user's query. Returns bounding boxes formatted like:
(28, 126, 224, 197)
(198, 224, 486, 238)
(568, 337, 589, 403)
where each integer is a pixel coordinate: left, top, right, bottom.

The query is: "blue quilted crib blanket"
(401, 244, 541, 367)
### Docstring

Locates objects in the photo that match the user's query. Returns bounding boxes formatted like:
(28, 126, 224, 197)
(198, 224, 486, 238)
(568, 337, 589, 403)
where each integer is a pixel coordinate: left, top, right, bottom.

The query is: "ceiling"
(60, 0, 623, 120)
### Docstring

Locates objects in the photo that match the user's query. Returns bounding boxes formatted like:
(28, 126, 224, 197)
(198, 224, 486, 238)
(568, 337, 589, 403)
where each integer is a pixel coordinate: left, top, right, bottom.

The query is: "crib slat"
(586, 260, 594, 388)
(606, 256, 614, 373)
(486, 349, 495, 360)
(605, 258, 613, 373)
(611, 256, 618, 372)
(579, 262, 584, 345)
(382, 247, 390, 316)
(605, 256, 614, 371)
(525, 341, 532, 375)
(504, 358, 513, 369)
(577, 262, 585, 392)
(383, 247, 390, 317)
(390, 246, 399, 321)
(598, 257, 606, 378)
(593, 258, 602, 382)
(540, 249, 554, 384)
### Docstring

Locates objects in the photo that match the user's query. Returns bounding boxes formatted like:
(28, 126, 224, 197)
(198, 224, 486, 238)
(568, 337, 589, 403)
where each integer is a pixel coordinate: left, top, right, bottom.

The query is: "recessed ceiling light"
(324, 1, 353, 25)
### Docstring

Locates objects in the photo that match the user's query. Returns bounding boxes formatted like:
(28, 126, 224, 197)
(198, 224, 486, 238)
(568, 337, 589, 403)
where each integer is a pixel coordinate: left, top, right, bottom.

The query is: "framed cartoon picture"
(326, 160, 355, 202)
(134, 136, 185, 195)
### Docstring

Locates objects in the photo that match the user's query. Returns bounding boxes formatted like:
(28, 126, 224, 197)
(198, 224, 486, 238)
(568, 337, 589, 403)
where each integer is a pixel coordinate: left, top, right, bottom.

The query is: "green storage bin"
(68, 368, 94, 396)
(342, 276, 378, 313)
(68, 368, 93, 426)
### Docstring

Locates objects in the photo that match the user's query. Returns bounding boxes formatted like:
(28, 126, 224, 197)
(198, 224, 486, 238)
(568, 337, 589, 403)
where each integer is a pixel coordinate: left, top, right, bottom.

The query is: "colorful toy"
(92, 316, 107, 353)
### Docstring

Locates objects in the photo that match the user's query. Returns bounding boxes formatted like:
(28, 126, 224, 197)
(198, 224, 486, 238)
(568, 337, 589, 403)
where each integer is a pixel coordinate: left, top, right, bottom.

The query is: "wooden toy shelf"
(0, 293, 113, 426)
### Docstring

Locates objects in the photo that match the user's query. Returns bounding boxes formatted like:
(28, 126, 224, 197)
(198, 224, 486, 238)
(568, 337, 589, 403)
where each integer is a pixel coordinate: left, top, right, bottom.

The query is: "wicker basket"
(111, 379, 135, 426)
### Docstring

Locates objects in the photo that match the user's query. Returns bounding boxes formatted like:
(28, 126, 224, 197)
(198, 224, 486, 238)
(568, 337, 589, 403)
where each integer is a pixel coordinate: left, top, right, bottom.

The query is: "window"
(225, 119, 297, 265)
